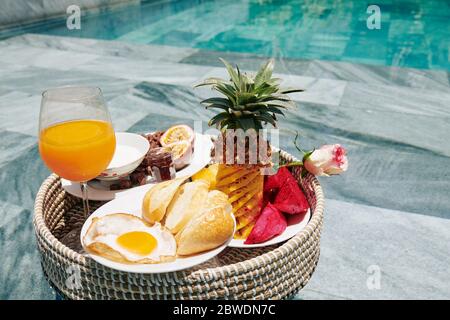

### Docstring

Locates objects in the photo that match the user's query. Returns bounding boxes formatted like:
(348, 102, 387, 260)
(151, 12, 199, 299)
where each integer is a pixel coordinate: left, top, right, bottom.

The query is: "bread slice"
(142, 177, 187, 224)
(205, 190, 232, 212)
(176, 200, 235, 256)
(164, 180, 210, 234)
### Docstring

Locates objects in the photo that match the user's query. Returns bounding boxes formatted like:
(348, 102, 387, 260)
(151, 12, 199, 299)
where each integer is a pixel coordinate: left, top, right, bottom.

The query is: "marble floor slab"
(0, 34, 449, 300)
(299, 199, 450, 300)
(7, 33, 448, 91)
(0, 91, 41, 136)
(305, 60, 450, 92)
(2, 33, 199, 63)
(0, 131, 37, 168)
(181, 47, 450, 91)
(0, 66, 138, 102)
(341, 81, 450, 119)
(0, 44, 100, 71)
(0, 200, 55, 300)
(73, 55, 214, 86)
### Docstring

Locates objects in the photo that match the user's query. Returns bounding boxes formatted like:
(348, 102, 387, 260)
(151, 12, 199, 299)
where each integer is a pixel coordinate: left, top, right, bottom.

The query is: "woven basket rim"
(33, 149, 324, 277)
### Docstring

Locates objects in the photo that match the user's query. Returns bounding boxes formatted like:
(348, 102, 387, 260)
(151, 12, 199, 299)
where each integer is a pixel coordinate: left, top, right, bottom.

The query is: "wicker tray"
(33, 150, 324, 300)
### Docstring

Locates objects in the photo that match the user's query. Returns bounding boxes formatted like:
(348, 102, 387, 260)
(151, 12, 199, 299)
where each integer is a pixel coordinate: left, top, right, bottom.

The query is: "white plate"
(228, 209, 311, 248)
(80, 189, 235, 273)
(62, 132, 213, 201)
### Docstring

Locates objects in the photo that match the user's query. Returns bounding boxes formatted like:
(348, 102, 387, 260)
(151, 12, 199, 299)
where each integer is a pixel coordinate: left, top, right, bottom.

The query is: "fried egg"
(83, 213, 176, 264)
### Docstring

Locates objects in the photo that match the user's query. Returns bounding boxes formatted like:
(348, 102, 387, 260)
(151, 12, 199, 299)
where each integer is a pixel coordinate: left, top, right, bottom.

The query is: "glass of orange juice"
(39, 86, 116, 218)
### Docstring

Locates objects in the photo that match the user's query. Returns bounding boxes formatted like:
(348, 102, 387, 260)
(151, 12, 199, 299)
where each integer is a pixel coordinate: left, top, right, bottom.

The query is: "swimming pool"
(1, 0, 449, 70)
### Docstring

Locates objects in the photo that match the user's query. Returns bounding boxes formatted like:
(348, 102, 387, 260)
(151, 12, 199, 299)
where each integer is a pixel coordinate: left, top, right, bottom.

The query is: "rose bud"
(303, 144, 348, 176)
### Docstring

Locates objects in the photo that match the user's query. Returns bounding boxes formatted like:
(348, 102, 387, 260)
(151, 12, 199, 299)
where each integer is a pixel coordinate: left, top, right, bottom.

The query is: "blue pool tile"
(151, 30, 202, 47)
(1, 0, 449, 70)
(387, 51, 430, 70)
(344, 38, 388, 63)
(384, 1, 420, 18)
(388, 19, 424, 38)
(197, 31, 273, 56)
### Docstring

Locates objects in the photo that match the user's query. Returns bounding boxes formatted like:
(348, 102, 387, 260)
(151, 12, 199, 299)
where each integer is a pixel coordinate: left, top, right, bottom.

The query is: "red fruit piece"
(264, 167, 291, 204)
(264, 167, 291, 191)
(273, 176, 309, 214)
(264, 167, 309, 215)
(262, 186, 277, 206)
(245, 203, 287, 244)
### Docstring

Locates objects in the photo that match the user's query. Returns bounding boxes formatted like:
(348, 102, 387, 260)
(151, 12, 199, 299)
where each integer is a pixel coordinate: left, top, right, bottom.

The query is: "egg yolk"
(116, 231, 157, 256)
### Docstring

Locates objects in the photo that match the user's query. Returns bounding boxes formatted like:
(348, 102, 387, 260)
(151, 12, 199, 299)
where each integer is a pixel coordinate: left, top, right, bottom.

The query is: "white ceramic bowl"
(97, 132, 150, 181)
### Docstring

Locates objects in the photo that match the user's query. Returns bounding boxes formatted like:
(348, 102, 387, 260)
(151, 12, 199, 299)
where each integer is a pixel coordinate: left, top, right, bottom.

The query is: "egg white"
(83, 213, 176, 263)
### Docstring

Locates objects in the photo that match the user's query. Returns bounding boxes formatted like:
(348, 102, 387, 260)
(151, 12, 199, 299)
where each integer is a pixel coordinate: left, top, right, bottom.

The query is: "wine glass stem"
(80, 181, 90, 219)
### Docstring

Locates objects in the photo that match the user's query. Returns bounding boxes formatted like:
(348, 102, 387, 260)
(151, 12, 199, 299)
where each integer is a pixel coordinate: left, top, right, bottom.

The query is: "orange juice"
(39, 120, 115, 182)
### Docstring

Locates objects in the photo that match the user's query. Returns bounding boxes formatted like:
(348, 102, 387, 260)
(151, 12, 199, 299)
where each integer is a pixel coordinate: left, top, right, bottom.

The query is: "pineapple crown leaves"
(194, 58, 304, 131)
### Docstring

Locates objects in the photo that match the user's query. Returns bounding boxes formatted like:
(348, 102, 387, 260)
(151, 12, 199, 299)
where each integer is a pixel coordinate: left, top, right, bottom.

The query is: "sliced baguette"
(142, 177, 187, 224)
(176, 204, 235, 256)
(205, 190, 232, 213)
(164, 180, 210, 234)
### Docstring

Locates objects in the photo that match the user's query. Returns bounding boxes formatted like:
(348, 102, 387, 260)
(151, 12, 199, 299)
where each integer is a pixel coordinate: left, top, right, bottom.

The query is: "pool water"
(2, 0, 449, 70)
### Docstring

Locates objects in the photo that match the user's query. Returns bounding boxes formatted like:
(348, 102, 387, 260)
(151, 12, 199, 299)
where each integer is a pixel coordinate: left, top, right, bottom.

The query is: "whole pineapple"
(195, 59, 302, 239)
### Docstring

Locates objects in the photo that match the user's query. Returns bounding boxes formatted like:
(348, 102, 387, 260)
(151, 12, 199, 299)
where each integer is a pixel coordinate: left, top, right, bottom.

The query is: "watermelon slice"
(245, 203, 287, 244)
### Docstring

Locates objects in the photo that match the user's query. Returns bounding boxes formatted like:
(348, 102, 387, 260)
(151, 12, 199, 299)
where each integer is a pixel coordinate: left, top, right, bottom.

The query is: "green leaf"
(219, 58, 240, 89)
(302, 149, 315, 161)
(208, 112, 230, 127)
(265, 77, 282, 86)
(261, 94, 293, 102)
(194, 77, 226, 88)
(279, 87, 304, 94)
(214, 84, 236, 105)
(267, 106, 285, 115)
(200, 97, 231, 107)
(268, 100, 295, 109)
(205, 104, 229, 111)
(255, 113, 276, 127)
(245, 103, 269, 112)
(232, 104, 245, 111)
(236, 117, 256, 130)
(254, 83, 279, 96)
(220, 117, 235, 129)
(236, 66, 247, 92)
(254, 59, 274, 87)
(237, 92, 258, 105)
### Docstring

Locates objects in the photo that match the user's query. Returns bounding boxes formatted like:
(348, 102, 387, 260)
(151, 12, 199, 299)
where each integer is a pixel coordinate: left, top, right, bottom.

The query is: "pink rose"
(303, 144, 348, 176)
